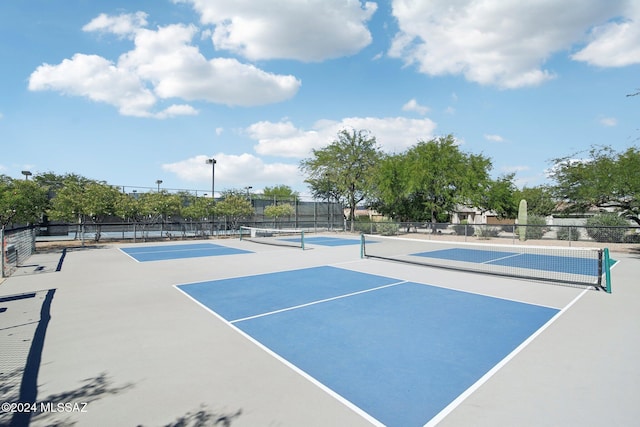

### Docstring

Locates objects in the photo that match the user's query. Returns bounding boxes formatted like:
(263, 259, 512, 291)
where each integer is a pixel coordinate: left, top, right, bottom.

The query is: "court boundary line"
(172, 284, 385, 427)
(117, 248, 142, 263)
(120, 243, 237, 254)
(229, 280, 408, 324)
(423, 287, 590, 427)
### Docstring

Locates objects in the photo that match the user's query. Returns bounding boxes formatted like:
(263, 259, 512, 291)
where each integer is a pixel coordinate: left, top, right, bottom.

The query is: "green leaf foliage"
(300, 128, 382, 231)
(407, 136, 493, 222)
(551, 145, 640, 225)
(0, 176, 49, 226)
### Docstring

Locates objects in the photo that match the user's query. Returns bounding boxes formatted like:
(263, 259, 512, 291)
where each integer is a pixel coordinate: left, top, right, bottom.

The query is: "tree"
(261, 185, 299, 201)
(550, 145, 640, 225)
(405, 135, 493, 224)
(479, 174, 519, 219)
(215, 195, 253, 229)
(0, 176, 49, 227)
(180, 195, 216, 222)
(138, 191, 182, 223)
(300, 128, 382, 231)
(513, 186, 556, 217)
(264, 204, 295, 227)
(371, 153, 425, 222)
(47, 174, 94, 228)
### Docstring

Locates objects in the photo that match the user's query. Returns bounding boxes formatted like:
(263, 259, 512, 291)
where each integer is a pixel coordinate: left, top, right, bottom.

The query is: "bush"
(353, 220, 375, 234)
(585, 213, 629, 243)
(377, 222, 399, 236)
(474, 226, 500, 239)
(453, 221, 474, 236)
(623, 232, 640, 243)
(556, 226, 580, 241)
(519, 215, 547, 240)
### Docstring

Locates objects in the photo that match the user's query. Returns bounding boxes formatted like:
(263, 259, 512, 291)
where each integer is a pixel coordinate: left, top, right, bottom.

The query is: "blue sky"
(1, 0, 639, 197)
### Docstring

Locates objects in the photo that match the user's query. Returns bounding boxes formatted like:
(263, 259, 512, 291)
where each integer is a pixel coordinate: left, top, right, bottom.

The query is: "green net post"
(604, 248, 612, 293)
(301, 230, 305, 250)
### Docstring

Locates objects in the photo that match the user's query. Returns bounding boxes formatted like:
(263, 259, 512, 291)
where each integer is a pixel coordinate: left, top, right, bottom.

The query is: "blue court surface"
(413, 247, 601, 276)
(120, 243, 252, 262)
(177, 266, 559, 426)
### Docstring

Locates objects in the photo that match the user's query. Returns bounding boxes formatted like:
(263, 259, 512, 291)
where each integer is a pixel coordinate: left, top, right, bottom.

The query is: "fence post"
(1, 227, 5, 278)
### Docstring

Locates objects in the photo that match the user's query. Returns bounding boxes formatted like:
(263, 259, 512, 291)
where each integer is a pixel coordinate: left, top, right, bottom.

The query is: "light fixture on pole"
(21, 170, 32, 180)
(156, 179, 163, 192)
(205, 158, 216, 199)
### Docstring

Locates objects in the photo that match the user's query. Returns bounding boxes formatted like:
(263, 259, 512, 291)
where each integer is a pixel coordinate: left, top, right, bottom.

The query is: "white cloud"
(28, 15, 301, 117)
(28, 53, 160, 118)
(600, 117, 618, 127)
(162, 153, 301, 191)
(402, 98, 430, 115)
(388, 0, 631, 88)
(247, 116, 438, 158)
(484, 134, 505, 143)
(571, 2, 640, 67)
(82, 11, 148, 37)
(177, 0, 377, 61)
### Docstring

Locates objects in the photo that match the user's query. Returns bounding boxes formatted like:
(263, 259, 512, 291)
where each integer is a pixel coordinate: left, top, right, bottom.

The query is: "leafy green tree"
(264, 204, 295, 227)
(405, 135, 492, 224)
(261, 185, 299, 201)
(551, 145, 640, 225)
(371, 153, 425, 222)
(300, 128, 382, 231)
(180, 195, 216, 221)
(215, 195, 253, 229)
(47, 174, 94, 224)
(84, 182, 125, 241)
(513, 186, 556, 217)
(477, 174, 518, 219)
(0, 176, 49, 227)
(48, 175, 126, 241)
(138, 191, 182, 224)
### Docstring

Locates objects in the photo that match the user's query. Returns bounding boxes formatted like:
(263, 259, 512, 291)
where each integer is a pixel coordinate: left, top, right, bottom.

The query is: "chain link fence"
(351, 221, 640, 250)
(2, 226, 37, 277)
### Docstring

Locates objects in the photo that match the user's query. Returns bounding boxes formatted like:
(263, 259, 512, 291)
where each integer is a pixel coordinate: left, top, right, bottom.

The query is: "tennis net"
(239, 226, 305, 249)
(361, 234, 607, 289)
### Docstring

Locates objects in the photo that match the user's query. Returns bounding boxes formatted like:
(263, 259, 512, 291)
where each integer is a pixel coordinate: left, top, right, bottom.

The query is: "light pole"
(21, 170, 32, 180)
(206, 158, 216, 199)
(156, 179, 163, 192)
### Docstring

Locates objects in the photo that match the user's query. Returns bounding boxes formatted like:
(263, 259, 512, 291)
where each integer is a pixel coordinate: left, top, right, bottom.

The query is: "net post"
(604, 248, 612, 293)
(360, 233, 365, 258)
(301, 230, 305, 250)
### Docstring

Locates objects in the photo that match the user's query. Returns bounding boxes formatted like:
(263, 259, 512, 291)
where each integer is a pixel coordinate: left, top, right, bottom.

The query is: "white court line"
(117, 248, 142, 263)
(125, 245, 229, 255)
(481, 252, 524, 264)
(173, 285, 386, 427)
(423, 287, 590, 427)
(230, 280, 408, 324)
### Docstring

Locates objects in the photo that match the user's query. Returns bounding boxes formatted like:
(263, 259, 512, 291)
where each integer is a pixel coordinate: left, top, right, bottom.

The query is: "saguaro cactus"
(518, 199, 527, 241)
